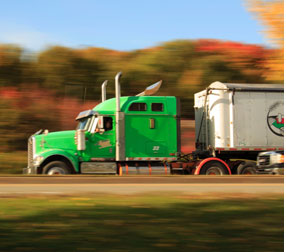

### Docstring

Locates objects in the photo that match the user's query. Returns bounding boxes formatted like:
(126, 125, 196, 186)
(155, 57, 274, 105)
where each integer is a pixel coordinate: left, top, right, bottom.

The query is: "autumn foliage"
(246, 0, 284, 81)
(0, 87, 97, 151)
(0, 38, 283, 151)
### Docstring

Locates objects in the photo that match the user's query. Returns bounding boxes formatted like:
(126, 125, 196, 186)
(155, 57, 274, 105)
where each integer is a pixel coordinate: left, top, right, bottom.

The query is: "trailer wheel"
(42, 161, 70, 175)
(231, 161, 244, 174)
(237, 161, 257, 175)
(200, 161, 227, 175)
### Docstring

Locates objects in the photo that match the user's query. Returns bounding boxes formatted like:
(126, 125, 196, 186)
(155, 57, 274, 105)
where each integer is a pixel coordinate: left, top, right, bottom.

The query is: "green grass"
(0, 194, 283, 252)
(0, 152, 26, 174)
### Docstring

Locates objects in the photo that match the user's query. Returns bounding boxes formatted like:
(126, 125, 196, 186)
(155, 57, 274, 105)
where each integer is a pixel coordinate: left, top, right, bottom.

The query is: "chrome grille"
(258, 155, 270, 166)
(27, 137, 34, 168)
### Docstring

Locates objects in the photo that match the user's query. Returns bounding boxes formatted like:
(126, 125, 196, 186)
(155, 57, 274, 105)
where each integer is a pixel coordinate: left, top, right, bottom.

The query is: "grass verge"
(0, 194, 283, 252)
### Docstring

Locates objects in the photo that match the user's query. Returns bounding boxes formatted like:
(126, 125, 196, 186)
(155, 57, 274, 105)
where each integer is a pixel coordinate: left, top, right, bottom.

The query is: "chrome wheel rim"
(206, 167, 223, 175)
(47, 167, 66, 175)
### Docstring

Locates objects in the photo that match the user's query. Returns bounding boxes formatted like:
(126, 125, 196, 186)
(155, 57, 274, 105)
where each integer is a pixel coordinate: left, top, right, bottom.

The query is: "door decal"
(95, 140, 112, 149)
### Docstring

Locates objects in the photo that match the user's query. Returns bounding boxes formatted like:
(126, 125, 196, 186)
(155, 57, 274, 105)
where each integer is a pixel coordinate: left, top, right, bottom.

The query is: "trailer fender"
(195, 157, 231, 175)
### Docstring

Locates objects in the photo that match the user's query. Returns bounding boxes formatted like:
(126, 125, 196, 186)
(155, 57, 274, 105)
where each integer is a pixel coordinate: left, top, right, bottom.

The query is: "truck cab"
(24, 73, 180, 175)
(257, 151, 284, 175)
(77, 96, 179, 162)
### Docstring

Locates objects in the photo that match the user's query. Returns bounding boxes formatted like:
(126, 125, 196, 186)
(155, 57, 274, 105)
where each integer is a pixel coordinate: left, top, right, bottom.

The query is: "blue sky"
(0, 0, 266, 51)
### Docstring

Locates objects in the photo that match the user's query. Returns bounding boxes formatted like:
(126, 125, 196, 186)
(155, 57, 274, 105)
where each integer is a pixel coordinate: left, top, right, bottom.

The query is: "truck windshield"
(76, 117, 92, 130)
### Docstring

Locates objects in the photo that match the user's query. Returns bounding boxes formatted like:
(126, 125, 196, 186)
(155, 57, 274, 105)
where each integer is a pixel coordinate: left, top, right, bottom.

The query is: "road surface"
(0, 175, 283, 195)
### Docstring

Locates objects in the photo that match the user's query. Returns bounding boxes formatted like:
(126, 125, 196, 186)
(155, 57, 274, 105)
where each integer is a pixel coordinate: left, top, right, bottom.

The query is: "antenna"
(136, 80, 162, 96)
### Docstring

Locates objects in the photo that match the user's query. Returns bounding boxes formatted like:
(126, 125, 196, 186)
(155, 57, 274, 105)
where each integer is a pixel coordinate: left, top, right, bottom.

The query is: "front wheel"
(42, 161, 70, 175)
(200, 161, 227, 175)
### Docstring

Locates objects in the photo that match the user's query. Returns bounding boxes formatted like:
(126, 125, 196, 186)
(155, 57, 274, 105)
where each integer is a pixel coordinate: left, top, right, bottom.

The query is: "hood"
(35, 130, 77, 152)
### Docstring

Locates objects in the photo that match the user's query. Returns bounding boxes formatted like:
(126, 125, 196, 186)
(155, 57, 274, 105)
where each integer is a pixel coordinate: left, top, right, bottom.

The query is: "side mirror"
(75, 129, 86, 151)
(98, 116, 104, 130)
(96, 116, 105, 133)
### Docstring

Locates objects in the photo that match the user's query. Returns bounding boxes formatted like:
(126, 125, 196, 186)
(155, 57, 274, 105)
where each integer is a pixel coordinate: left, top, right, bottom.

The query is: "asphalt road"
(0, 175, 283, 195)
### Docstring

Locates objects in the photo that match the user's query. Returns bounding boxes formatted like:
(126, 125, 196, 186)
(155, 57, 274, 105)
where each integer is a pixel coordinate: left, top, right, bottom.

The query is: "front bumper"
(23, 166, 38, 174)
(257, 164, 284, 175)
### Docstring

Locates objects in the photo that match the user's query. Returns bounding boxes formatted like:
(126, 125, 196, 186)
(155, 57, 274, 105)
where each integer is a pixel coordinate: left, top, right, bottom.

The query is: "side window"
(104, 117, 113, 131)
(129, 102, 147, 111)
(151, 103, 164, 112)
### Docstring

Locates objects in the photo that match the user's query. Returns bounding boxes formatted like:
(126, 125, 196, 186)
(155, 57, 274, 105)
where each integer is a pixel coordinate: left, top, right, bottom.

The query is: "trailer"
(189, 82, 284, 174)
(23, 73, 284, 175)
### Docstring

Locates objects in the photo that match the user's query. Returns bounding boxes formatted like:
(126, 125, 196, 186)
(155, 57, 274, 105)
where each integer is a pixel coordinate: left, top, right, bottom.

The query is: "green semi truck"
(24, 72, 284, 175)
(24, 72, 180, 175)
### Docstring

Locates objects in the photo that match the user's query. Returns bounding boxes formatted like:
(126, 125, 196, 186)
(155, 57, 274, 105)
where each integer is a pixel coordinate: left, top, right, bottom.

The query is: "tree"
(38, 46, 103, 99)
(246, 0, 284, 81)
(0, 45, 23, 86)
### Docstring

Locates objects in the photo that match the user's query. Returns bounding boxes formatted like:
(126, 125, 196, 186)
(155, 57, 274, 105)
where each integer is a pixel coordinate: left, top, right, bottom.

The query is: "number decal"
(153, 146, 160, 151)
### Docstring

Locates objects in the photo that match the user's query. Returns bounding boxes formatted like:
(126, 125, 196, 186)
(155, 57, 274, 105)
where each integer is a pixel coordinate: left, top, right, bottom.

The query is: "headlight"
(270, 154, 284, 164)
(33, 156, 44, 166)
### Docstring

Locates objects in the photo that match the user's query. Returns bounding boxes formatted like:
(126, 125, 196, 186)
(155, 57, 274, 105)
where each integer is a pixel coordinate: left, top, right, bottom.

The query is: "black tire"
(237, 161, 257, 175)
(200, 161, 227, 175)
(42, 161, 70, 175)
(231, 161, 244, 174)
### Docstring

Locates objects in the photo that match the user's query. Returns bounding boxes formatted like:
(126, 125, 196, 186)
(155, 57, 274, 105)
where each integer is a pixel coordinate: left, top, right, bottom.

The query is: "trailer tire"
(42, 161, 70, 175)
(200, 161, 227, 175)
(231, 161, 244, 174)
(237, 161, 257, 175)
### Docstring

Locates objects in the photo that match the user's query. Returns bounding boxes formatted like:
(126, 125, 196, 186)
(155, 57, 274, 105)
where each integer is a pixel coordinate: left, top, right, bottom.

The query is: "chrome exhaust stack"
(115, 72, 122, 113)
(101, 80, 108, 102)
(114, 72, 125, 161)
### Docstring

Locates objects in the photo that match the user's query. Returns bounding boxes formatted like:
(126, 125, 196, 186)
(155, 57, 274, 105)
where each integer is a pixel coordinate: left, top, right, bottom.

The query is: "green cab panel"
(125, 115, 177, 158)
(94, 96, 179, 159)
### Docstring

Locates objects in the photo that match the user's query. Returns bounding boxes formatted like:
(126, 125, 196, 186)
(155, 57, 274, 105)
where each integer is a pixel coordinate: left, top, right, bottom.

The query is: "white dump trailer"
(192, 82, 284, 174)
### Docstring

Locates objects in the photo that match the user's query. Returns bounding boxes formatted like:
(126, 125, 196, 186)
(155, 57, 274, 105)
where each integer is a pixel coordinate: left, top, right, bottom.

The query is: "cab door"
(85, 116, 115, 160)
